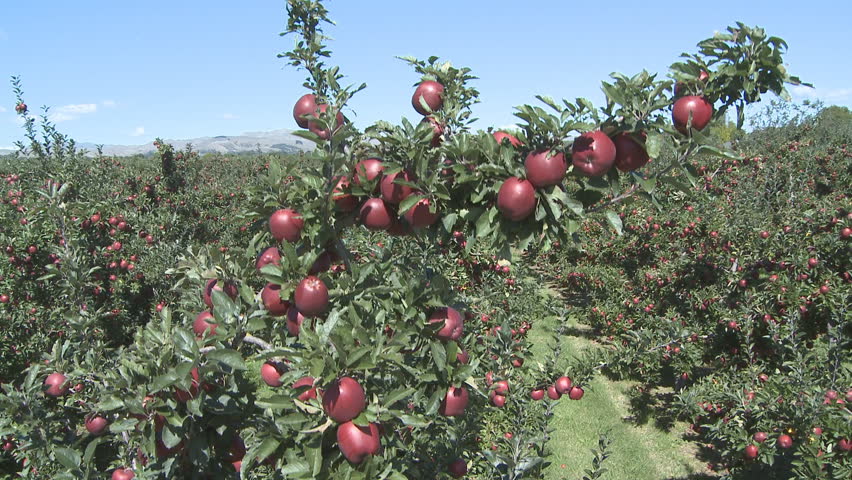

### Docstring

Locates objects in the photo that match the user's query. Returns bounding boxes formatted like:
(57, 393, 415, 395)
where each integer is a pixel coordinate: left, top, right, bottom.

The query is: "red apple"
(448, 458, 468, 478)
(202, 278, 237, 309)
(744, 444, 759, 459)
(85, 415, 109, 435)
(359, 198, 393, 231)
(672, 95, 713, 134)
(192, 311, 217, 337)
(497, 177, 536, 221)
(352, 158, 384, 190)
(571, 131, 616, 177)
(44, 372, 69, 397)
(294, 276, 328, 317)
(493, 131, 522, 147)
(307, 104, 345, 140)
(568, 386, 584, 400)
(403, 196, 439, 228)
(525, 149, 567, 188)
(554, 376, 572, 395)
(293, 94, 317, 128)
(261, 283, 289, 317)
(777, 434, 793, 449)
(380, 170, 415, 205)
(255, 247, 281, 270)
(412, 80, 444, 115)
(423, 116, 445, 147)
(174, 368, 200, 402)
(336, 421, 381, 464)
(753, 432, 768, 443)
(293, 376, 317, 402)
(429, 307, 463, 341)
(286, 306, 305, 336)
(269, 208, 303, 243)
(613, 133, 650, 172)
(111, 468, 135, 480)
(531, 389, 545, 401)
(439, 386, 469, 416)
(322, 376, 366, 423)
(260, 362, 285, 387)
(332, 176, 358, 212)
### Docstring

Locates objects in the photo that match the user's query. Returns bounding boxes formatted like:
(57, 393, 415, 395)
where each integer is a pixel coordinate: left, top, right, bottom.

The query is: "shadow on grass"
(622, 385, 682, 432)
(662, 475, 717, 480)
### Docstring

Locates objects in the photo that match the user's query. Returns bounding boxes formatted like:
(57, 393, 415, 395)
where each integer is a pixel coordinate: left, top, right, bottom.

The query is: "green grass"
(526, 287, 714, 480)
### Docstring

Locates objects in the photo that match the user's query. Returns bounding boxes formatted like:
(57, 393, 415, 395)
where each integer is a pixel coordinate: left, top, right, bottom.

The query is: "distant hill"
(73, 129, 315, 157)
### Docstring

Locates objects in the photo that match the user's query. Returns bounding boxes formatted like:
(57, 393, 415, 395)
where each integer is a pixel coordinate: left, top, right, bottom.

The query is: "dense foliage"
(2, 1, 842, 479)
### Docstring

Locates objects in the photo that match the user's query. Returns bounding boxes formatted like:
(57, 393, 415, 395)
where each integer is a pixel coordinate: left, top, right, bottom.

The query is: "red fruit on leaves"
(524, 150, 567, 188)
(307, 103, 345, 140)
(493, 131, 522, 147)
(44, 372, 69, 397)
(323, 377, 366, 423)
(174, 368, 200, 402)
(571, 131, 616, 177)
(838, 438, 851, 452)
(568, 386, 585, 400)
(261, 362, 285, 387)
(255, 247, 281, 270)
(777, 434, 793, 449)
(672, 96, 713, 134)
(403, 196, 439, 228)
(332, 176, 358, 212)
(294, 276, 329, 317)
(380, 170, 415, 205)
(85, 415, 109, 435)
(359, 198, 393, 231)
(261, 283, 289, 317)
(429, 307, 463, 341)
(531, 389, 545, 401)
(269, 209, 304, 243)
(493, 380, 509, 396)
(193, 311, 217, 337)
(613, 133, 650, 172)
(412, 80, 444, 115)
(286, 306, 305, 336)
(554, 376, 573, 395)
(744, 444, 759, 459)
(547, 385, 561, 400)
(753, 431, 768, 443)
(490, 393, 506, 407)
(293, 376, 317, 402)
(497, 177, 536, 221)
(352, 158, 384, 189)
(439, 386, 469, 416)
(337, 421, 381, 464)
(840, 227, 851, 239)
(448, 458, 468, 478)
(293, 94, 317, 129)
(111, 468, 135, 480)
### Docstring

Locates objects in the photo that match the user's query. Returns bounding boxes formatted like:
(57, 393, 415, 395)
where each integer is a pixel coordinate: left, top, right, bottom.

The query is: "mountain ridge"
(1, 129, 314, 157)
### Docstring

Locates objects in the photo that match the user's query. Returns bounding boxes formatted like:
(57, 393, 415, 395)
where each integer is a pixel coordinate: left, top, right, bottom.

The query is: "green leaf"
(605, 211, 623, 235)
(54, 447, 81, 470)
(205, 348, 247, 370)
(83, 437, 105, 467)
(383, 387, 416, 408)
(397, 193, 423, 215)
(430, 341, 447, 371)
(645, 133, 664, 159)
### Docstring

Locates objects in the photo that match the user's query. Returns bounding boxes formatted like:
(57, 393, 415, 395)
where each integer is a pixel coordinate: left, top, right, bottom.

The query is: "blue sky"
(1, 0, 850, 148)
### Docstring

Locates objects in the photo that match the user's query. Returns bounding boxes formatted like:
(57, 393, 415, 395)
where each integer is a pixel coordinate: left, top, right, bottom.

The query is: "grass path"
(526, 284, 714, 480)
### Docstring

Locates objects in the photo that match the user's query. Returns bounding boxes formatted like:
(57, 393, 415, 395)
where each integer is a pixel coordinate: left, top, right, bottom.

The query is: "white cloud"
(102, 100, 116, 107)
(131, 126, 145, 137)
(791, 85, 852, 103)
(221, 113, 238, 119)
(49, 103, 98, 122)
